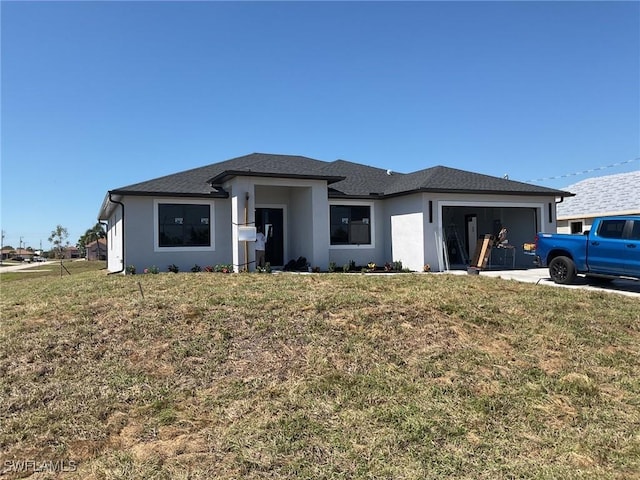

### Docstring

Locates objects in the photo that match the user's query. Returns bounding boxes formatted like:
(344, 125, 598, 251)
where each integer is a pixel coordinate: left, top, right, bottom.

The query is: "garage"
(440, 203, 543, 269)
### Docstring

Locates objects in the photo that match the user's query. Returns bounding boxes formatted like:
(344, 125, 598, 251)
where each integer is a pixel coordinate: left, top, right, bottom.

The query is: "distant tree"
(3, 245, 14, 251)
(48, 225, 70, 259)
(78, 223, 106, 258)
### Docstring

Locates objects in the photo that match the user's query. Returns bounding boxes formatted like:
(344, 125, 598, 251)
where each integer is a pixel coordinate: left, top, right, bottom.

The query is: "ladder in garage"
(445, 224, 469, 265)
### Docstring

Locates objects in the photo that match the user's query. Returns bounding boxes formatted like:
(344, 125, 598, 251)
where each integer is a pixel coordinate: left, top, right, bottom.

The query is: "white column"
(310, 182, 330, 269)
(230, 179, 255, 272)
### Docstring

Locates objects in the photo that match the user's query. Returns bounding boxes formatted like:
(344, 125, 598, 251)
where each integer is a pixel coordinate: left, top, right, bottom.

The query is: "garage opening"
(442, 206, 539, 269)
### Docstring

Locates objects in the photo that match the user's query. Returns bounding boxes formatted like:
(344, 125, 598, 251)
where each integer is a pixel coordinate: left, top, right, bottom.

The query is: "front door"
(255, 208, 284, 266)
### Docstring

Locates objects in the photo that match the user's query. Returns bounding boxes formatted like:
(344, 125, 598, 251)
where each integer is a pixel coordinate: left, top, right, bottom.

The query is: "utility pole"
(0, 230, 4, 265)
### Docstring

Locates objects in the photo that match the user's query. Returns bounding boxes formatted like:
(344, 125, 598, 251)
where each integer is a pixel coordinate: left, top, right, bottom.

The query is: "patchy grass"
(1, 271, 639, 479)
(0, 260, 106, 283)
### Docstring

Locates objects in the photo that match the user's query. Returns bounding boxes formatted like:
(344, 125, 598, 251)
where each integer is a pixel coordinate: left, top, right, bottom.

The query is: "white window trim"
(329, 200, 376, 250)
(154, 198, 216, 252)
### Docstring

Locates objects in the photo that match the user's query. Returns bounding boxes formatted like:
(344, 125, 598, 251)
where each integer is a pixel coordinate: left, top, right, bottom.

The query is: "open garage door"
(442, 206, 539, 269)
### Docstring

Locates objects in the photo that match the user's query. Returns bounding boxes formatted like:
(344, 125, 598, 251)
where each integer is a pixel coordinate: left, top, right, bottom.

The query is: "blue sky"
(1, 1, 638, 250)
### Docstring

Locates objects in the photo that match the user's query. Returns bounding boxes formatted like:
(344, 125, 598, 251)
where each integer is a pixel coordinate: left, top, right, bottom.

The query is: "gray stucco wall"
(122, 195, 233, 273)
(328, 200, 385, 269)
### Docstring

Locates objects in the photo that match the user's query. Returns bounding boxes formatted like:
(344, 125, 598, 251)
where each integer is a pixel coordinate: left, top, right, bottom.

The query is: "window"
(629, 221, 640, 240)
(330, 205, 371, 245)
(158, 203, 211, 247)
(570, 221, 583, 234)
(597, 219, 626, 239)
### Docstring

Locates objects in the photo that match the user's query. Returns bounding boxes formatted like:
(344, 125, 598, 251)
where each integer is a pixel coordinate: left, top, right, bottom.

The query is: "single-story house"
(556, 171, 640, 234)
(1, 247, 33, 261)
(86, 238, 107, 261)
(98, 153, 572, 273)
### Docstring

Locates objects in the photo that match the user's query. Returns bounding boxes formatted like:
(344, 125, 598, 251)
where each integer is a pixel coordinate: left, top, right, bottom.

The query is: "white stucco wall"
(230, 176, 330, 271)
(383, 193, 426, 272)
(391, 213, 424, 271)
(289, 187, 313, 263)
(106, 206, 124, 272)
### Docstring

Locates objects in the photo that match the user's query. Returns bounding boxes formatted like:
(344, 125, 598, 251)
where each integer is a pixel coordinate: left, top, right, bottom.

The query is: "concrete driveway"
(459, 267, 640, 298)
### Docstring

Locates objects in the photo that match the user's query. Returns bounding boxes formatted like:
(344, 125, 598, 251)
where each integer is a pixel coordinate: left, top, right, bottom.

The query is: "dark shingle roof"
(322, 160, 403, 197)
(110, 153, 343, 196)
(109, 153, 570, 198)
(384, 165, 568, 196)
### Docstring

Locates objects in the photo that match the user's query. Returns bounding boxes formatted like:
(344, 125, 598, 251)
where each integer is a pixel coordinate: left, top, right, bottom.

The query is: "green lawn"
(1, 269, 639, 479)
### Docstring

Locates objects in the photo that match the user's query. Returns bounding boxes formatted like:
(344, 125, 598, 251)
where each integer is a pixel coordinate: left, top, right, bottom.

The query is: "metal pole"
(244, 192, 249, 271)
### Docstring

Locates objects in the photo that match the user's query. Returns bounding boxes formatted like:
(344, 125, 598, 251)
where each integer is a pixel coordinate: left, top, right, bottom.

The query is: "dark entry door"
(256, 208, 284, 266)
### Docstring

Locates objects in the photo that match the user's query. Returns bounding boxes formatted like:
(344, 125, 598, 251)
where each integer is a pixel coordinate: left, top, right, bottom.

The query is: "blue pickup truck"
(534, 216, 640, 284)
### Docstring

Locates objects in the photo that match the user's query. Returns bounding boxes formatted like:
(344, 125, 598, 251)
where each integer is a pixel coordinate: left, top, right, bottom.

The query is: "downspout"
(550, 196, 565, 226)
(108, 192, 126, 275)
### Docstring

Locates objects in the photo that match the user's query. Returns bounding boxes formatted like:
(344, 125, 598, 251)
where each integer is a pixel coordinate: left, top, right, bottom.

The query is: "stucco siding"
(122, 196, 233, 273)
(384, 193, 425, 272)
(289, 187, 312, 263)
(107, 208, 123, 272)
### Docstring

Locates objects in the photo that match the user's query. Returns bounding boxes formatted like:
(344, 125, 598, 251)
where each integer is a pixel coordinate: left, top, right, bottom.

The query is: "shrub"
(191, 264, 202, 273)
(204, 265, 215, 272)
(168, 264, 179, 273)
(214, 264, 233, 273)
(257, 262, 272, 274)
(126, 265, 136, 275)
(328, 261, 337, 273)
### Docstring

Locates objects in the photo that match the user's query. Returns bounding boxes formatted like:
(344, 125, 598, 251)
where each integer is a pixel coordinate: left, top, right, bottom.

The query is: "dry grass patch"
(1, 271, 639, 479)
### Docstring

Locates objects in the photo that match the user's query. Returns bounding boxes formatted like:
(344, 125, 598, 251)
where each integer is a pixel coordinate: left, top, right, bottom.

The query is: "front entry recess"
(255, 208, 284, 266)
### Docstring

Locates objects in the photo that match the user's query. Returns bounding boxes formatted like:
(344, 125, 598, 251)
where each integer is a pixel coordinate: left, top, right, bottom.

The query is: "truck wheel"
(549, 256, 576, 284)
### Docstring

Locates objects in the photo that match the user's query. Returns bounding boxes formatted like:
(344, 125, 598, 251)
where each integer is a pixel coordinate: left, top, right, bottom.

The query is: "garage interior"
(441, 206, 540, 270)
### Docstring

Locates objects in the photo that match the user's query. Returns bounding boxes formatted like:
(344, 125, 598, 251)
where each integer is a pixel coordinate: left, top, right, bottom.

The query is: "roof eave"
(328, 192, 386, 200)
(108, 189, 230, 198)
(412, 188, 574, 197)
(208, 170, 346, 185)
(370, 187, 574, 199)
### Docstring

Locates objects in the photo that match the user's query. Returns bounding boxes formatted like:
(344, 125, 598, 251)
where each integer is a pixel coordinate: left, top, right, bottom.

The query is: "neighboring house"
(86, 238, 107, 261)
(56, 246, 80, 259)
(1, 247, 14, 260)
(556, 171, 640, 234)
(17, 248, 34, 260)
(98, 153, 571, 273)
